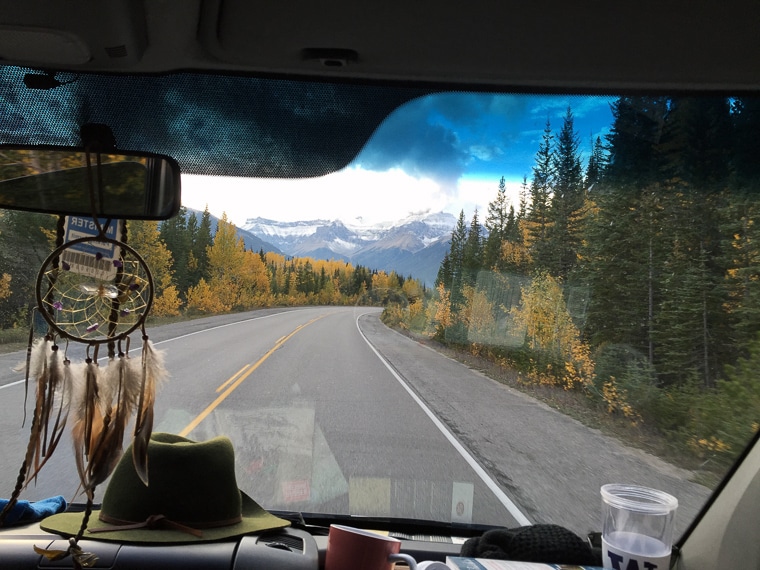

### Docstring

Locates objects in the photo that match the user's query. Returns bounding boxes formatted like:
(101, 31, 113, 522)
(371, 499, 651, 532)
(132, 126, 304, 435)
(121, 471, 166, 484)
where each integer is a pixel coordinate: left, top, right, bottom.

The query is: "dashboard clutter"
(325, 524, 418, 570)
(460, 524, 601, 566)
(0, 496, 66, 526)
(40, 433, 289, 543)
(601, 484, 678, 570)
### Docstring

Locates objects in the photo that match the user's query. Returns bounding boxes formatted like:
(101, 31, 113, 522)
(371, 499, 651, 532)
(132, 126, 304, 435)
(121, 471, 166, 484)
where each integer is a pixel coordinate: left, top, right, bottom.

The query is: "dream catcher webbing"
(0, 150, 167, 567)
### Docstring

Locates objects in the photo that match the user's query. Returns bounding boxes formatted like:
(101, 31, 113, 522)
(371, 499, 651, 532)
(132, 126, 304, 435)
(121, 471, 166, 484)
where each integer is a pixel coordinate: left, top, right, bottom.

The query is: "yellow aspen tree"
(186, 278, 230, 313)
(0, 273, 10, 300)
(432, 283, 452, 330)
(207, 213, 247, 308)
(127, 220, 182, 315)
(461, 284, 496, 345)
(511, 272, 594, 389)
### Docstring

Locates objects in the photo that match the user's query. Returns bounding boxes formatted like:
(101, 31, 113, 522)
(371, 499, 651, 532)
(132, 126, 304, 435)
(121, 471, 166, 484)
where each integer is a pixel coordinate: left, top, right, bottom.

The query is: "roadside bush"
(381, 303, 405, 328)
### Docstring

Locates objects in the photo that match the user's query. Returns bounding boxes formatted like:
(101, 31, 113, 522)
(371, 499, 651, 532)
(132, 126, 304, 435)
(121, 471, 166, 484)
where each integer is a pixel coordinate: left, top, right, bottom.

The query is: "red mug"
(325, 524, 418, 570)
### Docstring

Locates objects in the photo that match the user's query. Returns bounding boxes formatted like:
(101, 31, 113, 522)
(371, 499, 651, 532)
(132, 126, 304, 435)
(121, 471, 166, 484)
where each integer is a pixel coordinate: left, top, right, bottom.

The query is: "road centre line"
(354, 312, 532, 527)
(153, 310, 296, 347)
(0, 311, 301, 391)
(178, 315, 325, 438)
(216, 364, 250, 393)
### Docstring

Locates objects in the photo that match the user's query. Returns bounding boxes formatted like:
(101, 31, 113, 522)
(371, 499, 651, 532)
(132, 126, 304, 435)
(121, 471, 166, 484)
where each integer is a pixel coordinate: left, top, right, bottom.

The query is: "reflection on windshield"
(1, 93, 759, 541)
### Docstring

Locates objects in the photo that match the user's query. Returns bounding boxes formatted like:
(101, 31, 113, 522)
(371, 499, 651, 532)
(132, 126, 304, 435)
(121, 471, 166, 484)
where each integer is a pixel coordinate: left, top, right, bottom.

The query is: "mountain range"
(243, 212, 456, 286)
(187, 210, 456, 286)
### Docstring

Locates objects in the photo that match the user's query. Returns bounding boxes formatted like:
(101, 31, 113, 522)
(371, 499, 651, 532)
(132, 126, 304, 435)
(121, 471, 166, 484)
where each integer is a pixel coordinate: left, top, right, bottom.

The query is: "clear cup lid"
(601, 484, 678, 514)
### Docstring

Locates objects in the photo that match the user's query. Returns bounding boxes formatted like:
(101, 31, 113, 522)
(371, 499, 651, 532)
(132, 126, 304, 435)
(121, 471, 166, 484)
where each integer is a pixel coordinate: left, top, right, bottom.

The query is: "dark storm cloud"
(354, 93, 529, 193)
(355, 105, 465, 189)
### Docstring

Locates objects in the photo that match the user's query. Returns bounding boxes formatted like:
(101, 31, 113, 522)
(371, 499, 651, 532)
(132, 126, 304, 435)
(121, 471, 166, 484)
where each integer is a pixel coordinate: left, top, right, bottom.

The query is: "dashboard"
(1, 523, 462, 569)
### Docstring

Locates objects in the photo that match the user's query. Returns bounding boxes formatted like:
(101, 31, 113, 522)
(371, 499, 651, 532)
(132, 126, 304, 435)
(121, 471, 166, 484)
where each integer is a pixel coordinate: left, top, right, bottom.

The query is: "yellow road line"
(216, 364, 250, 393)
(178, 316, 325, 437)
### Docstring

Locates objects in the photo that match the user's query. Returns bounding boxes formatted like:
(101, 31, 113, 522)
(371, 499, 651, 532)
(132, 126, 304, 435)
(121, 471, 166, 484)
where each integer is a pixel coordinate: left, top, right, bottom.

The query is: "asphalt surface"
(0, 306, 711, 538)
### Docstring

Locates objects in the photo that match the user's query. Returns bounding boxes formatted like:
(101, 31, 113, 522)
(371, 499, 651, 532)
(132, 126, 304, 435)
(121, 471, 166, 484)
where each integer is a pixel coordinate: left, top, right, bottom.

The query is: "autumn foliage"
(382, 97, 760, 472)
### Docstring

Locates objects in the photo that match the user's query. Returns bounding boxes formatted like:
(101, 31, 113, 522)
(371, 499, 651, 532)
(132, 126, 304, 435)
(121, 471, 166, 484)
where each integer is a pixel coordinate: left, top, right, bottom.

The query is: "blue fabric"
(0, 496, 67, 526)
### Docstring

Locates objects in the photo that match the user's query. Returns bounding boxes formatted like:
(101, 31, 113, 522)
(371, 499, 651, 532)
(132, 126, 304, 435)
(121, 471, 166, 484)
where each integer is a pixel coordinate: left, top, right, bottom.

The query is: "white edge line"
(0, 309, 297, 390)
(151, 310, 292, 346)
(355, 311, 532, 526)
(0, 378, 26, 390)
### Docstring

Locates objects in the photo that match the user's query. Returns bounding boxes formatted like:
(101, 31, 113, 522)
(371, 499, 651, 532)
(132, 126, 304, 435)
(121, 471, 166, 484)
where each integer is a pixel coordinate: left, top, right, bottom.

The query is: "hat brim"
(40, 492, 290, 543)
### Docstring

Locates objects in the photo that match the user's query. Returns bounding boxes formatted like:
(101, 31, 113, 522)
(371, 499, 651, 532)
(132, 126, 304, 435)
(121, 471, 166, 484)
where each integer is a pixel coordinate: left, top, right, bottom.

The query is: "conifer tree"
(547, 107, 584, 278)
(159, 206, 191, 295)
(652, 97, 733, 387)
(585, 136, 606, 189)
(128, 220, 182, 316)
(525, 120, 555, 273)
(463, 209, 483, 286)
(579, 97, 668, 359)
(191, 207, 213, 286)
(518, 175, 529, 219)
(435, 252, 452, 289)
(484, 177, 510, 270)
(449, 209, 468, 293)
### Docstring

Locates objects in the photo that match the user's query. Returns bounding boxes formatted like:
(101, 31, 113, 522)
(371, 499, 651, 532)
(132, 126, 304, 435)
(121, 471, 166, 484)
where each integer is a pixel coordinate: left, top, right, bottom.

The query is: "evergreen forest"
(384, 97, 760, 472)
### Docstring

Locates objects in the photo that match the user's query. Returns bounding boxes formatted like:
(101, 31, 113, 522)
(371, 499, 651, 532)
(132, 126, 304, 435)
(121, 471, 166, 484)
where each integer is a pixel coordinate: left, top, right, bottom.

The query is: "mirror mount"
(80, 123, 117, 153)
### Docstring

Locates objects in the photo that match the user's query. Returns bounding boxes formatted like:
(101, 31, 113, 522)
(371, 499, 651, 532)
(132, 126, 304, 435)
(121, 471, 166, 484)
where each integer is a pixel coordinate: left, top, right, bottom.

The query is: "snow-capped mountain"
(187, 209, 282, 254)
(243, 212, 456, 285)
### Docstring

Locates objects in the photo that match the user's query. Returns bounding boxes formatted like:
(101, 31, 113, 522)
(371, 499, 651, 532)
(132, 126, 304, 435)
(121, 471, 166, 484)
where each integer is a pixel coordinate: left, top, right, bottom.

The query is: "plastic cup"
(601, 484, 678, 570)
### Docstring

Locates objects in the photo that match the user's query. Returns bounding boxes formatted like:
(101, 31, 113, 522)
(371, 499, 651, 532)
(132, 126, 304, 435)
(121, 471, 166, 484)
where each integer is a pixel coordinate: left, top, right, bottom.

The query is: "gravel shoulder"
(359, 313, 711, 538)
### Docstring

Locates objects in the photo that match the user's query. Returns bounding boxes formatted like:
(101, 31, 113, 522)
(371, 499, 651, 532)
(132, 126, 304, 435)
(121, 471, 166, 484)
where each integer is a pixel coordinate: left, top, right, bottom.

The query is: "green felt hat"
(41, 433, 289, 543)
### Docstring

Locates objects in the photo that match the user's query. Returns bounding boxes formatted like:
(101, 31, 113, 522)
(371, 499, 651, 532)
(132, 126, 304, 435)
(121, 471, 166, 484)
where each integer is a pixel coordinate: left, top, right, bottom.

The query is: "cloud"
(354, 93, 529, 193)
(355, 103, 468, 194)
(469, 144, 504, 161)
(353, 93, 615, 197)
(529, 95, 616, 121)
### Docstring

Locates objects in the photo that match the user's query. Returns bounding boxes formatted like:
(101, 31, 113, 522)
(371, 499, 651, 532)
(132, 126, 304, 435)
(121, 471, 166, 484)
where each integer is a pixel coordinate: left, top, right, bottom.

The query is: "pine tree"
(463, 209, 483, 286)
(518, 175, 529, 219)
(0, 211, 56, 327)
(437, 210, 469, 342)
(546, 107, 584, 278)
(447, 210, 468, 293)
(605, 96, 668, 187)
(525, 120, 555, 273)
(191, 207, 213, 286)
(579, 97, 669, 359)
(585, 136, 606, 189)
(653, 97, 733, 387)
(435, 252, 452, 289)
(484, 177, 510, 271)
(159, 206, 191, 295)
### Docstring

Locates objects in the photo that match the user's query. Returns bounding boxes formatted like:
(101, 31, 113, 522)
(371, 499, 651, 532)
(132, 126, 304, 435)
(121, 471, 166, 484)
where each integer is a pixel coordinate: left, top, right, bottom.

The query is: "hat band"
(88, 512, 244, 538)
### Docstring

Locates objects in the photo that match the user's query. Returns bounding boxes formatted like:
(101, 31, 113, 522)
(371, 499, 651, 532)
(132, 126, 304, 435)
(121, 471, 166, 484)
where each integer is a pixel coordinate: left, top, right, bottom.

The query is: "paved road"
(0, 306, 710, 538)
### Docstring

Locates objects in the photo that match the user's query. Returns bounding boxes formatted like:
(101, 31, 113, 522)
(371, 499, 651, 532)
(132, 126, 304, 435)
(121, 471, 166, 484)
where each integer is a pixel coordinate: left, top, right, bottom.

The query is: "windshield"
(1, 76, 759, 542)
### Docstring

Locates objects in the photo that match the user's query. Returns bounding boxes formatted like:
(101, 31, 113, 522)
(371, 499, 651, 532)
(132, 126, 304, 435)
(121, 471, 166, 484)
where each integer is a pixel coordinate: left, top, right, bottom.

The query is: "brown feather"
(71, 358, 103, 493)
(24, 356, 73, 484)
(132, 339, 166, 485)
(85, 355, 134, 489)
(20, 339, 53, 488)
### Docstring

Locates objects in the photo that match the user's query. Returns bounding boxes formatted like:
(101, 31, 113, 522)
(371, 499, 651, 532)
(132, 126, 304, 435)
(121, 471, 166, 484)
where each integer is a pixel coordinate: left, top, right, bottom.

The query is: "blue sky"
(182, 93, 616, 226)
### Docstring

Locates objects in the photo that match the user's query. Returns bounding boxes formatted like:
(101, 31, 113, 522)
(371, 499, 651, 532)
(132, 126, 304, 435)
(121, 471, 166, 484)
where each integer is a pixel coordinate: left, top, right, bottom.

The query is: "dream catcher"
(0, 150, 167, 568)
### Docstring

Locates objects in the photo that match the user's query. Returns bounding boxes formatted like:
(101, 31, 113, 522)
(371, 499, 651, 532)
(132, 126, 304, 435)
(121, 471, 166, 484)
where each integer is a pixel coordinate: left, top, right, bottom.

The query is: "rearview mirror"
(0, 146, 181, 220)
